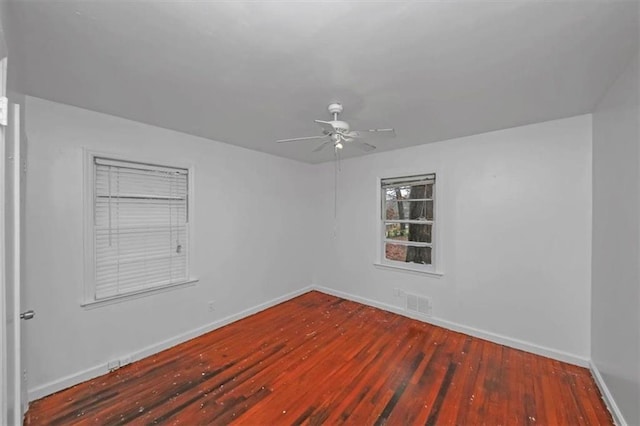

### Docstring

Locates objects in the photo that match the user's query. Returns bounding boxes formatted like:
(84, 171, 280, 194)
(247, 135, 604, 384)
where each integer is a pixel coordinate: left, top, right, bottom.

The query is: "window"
(381, 173, 436, 272)
(85, 156, 191, 303)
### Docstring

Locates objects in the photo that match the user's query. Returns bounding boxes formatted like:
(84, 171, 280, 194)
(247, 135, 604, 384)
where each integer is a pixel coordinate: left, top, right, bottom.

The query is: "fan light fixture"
(331, 133, 343, 149)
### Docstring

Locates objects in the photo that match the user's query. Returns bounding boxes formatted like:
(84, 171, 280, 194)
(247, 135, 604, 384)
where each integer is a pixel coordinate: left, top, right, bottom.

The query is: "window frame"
(376, 171, 443, 277)
(82, 150, 197, 308)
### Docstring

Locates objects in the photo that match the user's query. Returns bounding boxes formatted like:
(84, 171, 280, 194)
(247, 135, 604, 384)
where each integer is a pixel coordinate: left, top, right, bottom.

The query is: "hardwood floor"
(25, 291, 612, 425)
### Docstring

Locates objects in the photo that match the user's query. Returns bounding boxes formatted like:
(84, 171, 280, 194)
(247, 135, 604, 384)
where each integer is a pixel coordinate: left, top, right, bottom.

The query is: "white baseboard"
(28, 283, 594, 403)
(313, 285, 590, 367)
(590, 361, 627, 426)
(28, 285, 313, 401)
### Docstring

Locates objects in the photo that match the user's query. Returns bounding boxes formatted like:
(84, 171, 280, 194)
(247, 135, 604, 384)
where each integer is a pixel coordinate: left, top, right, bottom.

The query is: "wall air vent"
(406, 293, 432, 317)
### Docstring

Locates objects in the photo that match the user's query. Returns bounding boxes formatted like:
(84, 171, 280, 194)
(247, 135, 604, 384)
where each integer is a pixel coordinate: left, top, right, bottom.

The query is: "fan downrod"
(328, 103, 343, 120)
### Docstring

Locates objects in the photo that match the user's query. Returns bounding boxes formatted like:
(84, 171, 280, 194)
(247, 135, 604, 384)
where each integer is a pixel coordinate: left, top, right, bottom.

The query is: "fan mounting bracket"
(328, 103, 343, 115)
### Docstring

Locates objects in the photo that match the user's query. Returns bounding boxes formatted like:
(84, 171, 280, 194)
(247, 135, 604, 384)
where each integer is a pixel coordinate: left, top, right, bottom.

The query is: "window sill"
(373, 262, 444, 278)
(81, 279, 198, 310)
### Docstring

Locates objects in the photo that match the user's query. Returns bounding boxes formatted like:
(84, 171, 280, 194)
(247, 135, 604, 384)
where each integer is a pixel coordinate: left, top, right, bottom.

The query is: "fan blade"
(354, 141, 376, 152)
(313, 141, 331, 152)
(276, 135, 329, 143)
(314, 120, 336, 134)
(348, 128, 396, 139)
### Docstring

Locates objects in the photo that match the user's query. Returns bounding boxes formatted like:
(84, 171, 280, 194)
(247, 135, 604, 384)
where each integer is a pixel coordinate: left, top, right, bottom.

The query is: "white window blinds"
(93, 157, 189, 300)
(381, 173, 436, 188)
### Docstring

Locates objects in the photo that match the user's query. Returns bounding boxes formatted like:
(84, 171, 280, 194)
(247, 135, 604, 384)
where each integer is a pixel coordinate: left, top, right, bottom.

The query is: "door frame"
(11, 101, 22, 421)
(1, 52, 24, 424)
(0, 55, 7, 424)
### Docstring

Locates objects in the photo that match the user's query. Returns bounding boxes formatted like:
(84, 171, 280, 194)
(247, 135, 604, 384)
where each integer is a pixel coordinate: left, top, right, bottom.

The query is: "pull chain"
(333, 146, 340, 238)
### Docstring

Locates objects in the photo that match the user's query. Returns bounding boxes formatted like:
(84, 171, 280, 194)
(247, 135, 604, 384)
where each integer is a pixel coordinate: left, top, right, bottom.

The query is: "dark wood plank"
(24, 291, 614, 425)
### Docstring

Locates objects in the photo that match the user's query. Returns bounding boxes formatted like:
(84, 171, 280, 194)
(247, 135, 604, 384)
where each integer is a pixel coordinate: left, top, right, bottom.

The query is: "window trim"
(82, 149, 197, 307)
(376, 170, 444, 276)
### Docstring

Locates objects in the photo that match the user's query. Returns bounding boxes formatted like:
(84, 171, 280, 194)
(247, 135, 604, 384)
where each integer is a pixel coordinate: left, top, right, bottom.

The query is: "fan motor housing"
(329, 120, 350, 134)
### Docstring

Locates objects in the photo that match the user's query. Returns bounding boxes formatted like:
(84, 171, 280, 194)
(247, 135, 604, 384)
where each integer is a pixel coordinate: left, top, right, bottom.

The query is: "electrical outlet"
(208, 301, 215, 312)
(394, 288, 406, 298)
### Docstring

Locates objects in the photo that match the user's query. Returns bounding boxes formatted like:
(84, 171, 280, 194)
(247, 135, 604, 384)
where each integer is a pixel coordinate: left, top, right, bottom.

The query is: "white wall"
(313, 115, 593, 363)
(592, 54, 640, 426)
(19, 94, 614, 406)
(22, 97, 314, 397)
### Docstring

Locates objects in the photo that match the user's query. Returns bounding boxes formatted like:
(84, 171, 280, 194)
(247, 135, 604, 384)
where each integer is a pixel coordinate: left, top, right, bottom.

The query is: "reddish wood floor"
(25, 291, 612, 425)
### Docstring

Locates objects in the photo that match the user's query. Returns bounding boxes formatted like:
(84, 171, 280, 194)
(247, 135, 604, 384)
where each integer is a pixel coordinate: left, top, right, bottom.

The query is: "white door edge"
(11, 102, 22, 423)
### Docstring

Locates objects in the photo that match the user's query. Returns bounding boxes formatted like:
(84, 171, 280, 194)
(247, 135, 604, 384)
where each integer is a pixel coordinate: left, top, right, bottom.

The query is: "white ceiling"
(7, 0, 639, 163)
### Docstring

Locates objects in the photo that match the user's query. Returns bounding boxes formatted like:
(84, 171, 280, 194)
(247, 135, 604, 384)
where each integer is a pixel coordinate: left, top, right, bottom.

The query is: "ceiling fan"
(276, 103, 395, 152)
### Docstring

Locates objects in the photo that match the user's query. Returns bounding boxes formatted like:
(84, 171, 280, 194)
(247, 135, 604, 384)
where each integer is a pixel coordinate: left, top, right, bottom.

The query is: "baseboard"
(590, 361, 627, 426)
(28, 285, 313, 401)
(313, 285, 590, 367)
(28, 283, 593, 401)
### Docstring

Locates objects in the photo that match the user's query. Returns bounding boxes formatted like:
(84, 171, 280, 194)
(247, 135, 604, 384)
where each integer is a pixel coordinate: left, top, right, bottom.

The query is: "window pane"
(385, 183, 433, 201)
(385, 223, 408, 240)
(384, 200, 433, 221)
(385, 244, 432, 265)
(385, 223, 432, 243)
